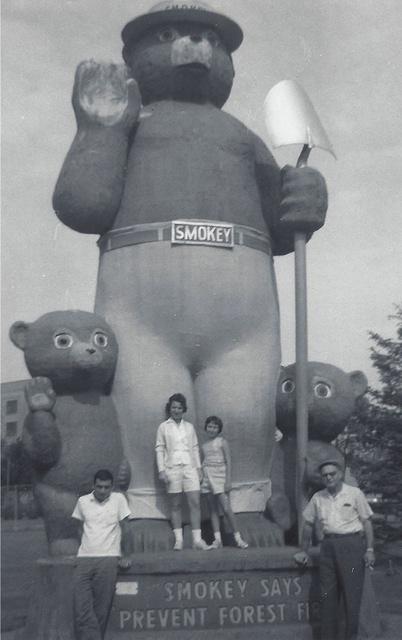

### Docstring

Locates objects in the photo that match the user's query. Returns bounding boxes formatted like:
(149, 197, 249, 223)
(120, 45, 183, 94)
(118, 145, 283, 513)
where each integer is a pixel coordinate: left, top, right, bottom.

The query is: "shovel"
(264, 80, 335, 543)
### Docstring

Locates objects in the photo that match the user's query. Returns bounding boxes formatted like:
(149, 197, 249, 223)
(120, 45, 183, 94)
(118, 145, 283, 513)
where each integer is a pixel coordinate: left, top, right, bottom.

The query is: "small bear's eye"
(282, 379, 295, 394)
(54, 333, 73, 349)
(203, 30, 220, 47)
(157, 27, 179, 42)
(93, 332, 108, 348)
(314, 382, 332, 398)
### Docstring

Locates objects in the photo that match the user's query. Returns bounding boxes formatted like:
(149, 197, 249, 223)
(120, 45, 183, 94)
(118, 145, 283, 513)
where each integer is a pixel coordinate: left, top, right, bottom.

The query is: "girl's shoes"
(211, 539, 223, 549)
(192, 539, 212, 550)
(173, 540, 183, 551)
(234, 535, 248, 549)
(210, 537, 248, 549)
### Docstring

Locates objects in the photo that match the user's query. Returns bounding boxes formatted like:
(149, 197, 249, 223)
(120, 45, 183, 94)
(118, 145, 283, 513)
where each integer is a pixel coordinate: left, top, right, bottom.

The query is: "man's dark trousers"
(74, 556, 119, 640)
(319, 532, 365, 640)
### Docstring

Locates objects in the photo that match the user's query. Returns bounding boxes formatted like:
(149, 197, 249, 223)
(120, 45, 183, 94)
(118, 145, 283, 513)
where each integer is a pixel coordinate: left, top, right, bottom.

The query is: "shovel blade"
(264, 79, 336, 157)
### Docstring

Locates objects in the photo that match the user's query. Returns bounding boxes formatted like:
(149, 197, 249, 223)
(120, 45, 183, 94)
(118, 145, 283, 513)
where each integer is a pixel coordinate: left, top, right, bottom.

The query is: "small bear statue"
(267, 361, 368, 536)
(9, 310, 130, 555)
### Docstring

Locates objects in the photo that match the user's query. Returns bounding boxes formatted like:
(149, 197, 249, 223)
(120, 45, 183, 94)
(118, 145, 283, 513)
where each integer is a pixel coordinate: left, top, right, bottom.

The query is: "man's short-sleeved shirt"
(72, 491, 131, 557)
(303, 483, 373, 535)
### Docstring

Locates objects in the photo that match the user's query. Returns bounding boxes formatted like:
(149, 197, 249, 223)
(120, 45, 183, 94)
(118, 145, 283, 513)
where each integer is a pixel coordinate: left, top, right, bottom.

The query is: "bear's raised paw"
(25, 377, 56, 412)
(73, 60, 141, 130)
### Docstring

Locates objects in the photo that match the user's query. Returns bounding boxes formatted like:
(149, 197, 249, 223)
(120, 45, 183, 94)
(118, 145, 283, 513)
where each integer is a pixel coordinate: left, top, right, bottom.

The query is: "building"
(1, 380, 29, 444)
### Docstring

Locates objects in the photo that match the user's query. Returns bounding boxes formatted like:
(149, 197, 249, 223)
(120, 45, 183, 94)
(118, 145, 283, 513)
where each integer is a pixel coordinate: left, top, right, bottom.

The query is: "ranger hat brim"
(121, 2, 243, 55)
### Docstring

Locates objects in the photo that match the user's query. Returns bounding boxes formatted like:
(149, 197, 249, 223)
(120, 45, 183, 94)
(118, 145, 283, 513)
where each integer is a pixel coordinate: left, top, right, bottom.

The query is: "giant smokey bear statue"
(53, 2, 328, 548)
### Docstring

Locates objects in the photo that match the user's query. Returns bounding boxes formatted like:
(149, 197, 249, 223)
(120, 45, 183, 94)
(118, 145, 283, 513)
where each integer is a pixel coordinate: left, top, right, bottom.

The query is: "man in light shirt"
(72, 469, 131, 640)
(156, 392, 210, 550)
(294, 460, 375, 640)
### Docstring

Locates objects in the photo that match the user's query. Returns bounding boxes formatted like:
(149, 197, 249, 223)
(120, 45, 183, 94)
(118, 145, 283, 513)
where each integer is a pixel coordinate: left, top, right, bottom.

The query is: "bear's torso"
(95, 104, 280, 364)
(113, 100, 276, 232)
(37, 394, 123, 495)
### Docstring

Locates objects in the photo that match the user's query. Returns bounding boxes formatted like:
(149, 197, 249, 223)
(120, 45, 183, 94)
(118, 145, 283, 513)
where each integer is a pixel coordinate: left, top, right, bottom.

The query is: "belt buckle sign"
(171, 220, 234, 248)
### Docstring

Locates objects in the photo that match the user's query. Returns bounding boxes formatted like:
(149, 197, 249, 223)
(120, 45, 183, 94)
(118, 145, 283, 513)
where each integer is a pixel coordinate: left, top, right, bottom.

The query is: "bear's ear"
(349, 370, 368, 398)
(9, 321, 30, 351)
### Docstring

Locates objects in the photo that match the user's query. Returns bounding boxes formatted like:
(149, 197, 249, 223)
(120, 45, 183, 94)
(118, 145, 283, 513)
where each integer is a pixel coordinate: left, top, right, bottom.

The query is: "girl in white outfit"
(156, 393, 210, 551)
(201, 416, 248, 549)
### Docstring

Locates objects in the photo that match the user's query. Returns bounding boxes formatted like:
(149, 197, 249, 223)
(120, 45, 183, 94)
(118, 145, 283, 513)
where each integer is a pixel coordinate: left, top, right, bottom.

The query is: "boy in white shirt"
(72, 469, 131, 640)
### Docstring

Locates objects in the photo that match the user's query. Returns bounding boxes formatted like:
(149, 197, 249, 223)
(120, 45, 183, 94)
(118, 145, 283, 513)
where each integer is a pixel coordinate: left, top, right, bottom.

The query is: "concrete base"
(19, 547, 320, 640)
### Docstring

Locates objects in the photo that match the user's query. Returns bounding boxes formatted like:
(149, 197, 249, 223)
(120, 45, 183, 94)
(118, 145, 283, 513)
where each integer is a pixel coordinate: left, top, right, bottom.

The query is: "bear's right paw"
(25, 377, 56, 412)
(73, 60, 141, 130)
(116, 458, 131, 491)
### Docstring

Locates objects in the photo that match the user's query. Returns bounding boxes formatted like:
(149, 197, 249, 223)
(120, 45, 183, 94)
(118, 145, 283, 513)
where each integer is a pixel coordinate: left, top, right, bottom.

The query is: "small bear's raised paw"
(25, 377, 56, 412)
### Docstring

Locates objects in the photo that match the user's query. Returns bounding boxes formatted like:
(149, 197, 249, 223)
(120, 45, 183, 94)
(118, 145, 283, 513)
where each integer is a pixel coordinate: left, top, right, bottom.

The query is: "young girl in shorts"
(201, 416, 248, 549)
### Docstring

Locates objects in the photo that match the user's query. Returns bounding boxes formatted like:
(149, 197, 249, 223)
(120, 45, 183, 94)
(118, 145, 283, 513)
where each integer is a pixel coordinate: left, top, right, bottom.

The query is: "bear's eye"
(314, 382, 332, 398)
(203, 30, 221, 47)
(157, 27, 179, 42)
(54, 333, 73, 349)
(93, 332, 108, 348)
(282, 379, 295, 393)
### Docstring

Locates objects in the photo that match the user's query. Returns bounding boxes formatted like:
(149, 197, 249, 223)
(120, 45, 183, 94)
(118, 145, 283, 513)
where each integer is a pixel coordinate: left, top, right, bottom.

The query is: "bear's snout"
(171, 36, 212, 70)
(72, 343, 103, 368)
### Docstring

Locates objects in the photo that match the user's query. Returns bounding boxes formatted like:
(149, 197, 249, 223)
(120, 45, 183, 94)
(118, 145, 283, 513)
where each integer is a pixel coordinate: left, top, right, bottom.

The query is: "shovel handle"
(295, 230, 308, 543)
(295, 142, 311, 543)
(297, 144, 312, 168)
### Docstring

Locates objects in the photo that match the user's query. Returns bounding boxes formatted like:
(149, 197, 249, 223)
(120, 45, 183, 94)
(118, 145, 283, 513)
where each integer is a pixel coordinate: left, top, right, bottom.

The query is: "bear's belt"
(98, 220, 272, 255)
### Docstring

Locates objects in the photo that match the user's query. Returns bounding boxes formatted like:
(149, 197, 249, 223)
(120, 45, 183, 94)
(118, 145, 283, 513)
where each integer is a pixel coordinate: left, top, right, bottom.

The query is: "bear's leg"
(265, 441, 293, 532)
(194, 330, 283, 546)
(112, 340, 197, 497)
(35, 485, 81, 556)
(107, 332, 199, 550)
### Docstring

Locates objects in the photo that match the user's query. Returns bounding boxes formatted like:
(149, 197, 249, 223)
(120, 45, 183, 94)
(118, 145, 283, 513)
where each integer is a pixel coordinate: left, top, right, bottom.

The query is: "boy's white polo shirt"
(72, 491, 131, 557)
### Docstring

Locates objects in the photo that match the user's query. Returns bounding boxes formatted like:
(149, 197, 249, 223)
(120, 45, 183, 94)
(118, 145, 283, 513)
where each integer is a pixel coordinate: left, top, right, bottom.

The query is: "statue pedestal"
(20, 548, 320, 639)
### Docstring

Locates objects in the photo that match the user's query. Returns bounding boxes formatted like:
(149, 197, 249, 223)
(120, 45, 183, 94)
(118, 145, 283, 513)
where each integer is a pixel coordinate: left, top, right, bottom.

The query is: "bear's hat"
(122, 1, 243, 55)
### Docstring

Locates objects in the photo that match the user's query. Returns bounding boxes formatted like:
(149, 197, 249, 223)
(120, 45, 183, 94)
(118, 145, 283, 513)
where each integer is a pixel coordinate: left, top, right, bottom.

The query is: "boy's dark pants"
(319, 532, 365, 640)
(74, 556, 119, 640)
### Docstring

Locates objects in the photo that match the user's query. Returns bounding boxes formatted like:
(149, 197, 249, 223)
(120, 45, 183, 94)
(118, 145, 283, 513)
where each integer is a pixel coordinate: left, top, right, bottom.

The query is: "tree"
(369, 305, 402, 410)
(1, 437, 38, 520)
(337, 306, 402, 543)
(1, 438, 33, 487)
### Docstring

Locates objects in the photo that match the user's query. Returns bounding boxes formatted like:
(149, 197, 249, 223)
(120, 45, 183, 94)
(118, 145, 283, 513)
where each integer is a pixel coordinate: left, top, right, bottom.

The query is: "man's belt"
(98, 220, 272, 256)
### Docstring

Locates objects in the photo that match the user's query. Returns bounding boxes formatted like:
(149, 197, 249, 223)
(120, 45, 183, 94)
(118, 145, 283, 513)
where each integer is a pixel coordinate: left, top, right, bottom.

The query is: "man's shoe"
(192, 539, 212, 550)
(173, 540, 183, 551)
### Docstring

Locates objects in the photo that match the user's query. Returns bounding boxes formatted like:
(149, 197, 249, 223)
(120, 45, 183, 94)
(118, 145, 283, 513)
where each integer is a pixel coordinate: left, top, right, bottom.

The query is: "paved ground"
(1, 520, 48, 631)
(2, 520, 402, 638)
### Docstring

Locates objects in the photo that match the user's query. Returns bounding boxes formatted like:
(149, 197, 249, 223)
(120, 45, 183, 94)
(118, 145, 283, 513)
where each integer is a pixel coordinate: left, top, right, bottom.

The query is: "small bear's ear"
(9, 321, 30, 351)
(349, 370, 368, 398)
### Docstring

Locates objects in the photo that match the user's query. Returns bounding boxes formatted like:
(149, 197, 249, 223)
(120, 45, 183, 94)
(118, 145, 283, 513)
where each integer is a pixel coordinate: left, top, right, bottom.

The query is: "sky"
(2, 0, 401, 388)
